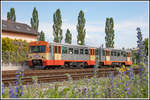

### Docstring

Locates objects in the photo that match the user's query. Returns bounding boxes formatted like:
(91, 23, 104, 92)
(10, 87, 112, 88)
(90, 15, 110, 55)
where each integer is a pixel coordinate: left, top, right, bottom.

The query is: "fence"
(2, 51, 28, 67)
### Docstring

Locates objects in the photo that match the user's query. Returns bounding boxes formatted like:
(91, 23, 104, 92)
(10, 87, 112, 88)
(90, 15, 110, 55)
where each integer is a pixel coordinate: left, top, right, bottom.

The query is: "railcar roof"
(49, 42, 97, 48)
(103, 48, 131, 52)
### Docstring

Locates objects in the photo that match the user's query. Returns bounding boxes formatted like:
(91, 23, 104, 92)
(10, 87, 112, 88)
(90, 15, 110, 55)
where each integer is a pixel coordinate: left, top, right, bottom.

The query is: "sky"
(1, 1, 149, 49)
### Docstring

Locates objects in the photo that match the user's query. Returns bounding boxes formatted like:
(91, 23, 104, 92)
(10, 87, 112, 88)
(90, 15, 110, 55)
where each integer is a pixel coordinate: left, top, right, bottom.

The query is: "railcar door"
(126, 52, 131, 62)
(54, 45, 62, 61)
(105, 50, 110, 61)
(90, 48, 95, 65)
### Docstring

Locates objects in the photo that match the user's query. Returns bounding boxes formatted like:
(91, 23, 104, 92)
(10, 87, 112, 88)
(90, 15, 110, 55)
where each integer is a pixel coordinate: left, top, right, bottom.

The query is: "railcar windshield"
(30, 45, 46, 53)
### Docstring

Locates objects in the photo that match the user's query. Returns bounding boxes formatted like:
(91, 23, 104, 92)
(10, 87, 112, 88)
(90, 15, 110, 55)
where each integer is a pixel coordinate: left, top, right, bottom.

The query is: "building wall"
(2, 31, 37, 42)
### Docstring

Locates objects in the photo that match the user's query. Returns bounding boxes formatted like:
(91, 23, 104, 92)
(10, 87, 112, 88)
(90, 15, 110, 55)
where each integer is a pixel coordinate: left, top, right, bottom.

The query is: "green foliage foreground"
(2, 65, 148, 98)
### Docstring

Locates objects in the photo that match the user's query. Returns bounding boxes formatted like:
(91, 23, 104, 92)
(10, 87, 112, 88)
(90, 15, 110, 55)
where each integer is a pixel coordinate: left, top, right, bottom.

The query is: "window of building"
(85, 49, 89, 55)
(74, 49, 79, 54)
(80, 49, 84, 54)
(69, 48, 73, 54)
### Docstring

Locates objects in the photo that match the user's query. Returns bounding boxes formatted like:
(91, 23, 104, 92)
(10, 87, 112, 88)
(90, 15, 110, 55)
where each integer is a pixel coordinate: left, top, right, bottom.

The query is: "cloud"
(114, 18, 148, 49)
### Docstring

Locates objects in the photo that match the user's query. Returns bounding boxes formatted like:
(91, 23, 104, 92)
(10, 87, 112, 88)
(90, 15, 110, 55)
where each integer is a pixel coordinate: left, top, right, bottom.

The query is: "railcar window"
(117, 52, 120, 56)
(114, 51, 116, 56)
(85, 49, 89, 55)
(74, 49, 79, 54)
(69, 48, 73, 54)
(49, 45, 51, 52)
(55, 46, 57, 53)
(58, 46, 61, 53)
(121, 52, 124, 56)
(62, 47, 67, 54)
(96, 49, 99, 55)
(123, 52, 126, 57)
(93, 49, 95, 55)
(80, 49, 84, 54)
(111, 51, 113, 56)
(102, 50, 105, 56)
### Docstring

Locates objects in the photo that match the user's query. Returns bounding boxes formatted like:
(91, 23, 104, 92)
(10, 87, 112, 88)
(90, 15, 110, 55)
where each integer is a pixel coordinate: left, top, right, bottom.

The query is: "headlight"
(42, 56, 45, 59)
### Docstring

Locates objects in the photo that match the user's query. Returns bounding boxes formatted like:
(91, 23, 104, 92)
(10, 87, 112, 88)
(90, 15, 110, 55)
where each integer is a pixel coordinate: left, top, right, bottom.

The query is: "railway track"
(2, 68, 139, 87)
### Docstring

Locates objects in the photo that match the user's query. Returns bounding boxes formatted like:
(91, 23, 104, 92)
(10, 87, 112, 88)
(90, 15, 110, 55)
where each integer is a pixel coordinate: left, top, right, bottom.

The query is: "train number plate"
(33, 55, 40, 58)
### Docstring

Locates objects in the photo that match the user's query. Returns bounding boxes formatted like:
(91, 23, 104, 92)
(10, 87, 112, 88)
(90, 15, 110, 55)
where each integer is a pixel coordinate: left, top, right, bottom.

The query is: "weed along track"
(2, 68, 139, 87)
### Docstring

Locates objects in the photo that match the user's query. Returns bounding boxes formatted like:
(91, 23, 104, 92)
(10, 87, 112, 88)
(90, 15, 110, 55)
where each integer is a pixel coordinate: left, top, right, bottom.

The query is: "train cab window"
(80, 49, 84, 54)
(102, 50, 105, 56)
(85, 49, 89, 55)
(69, 48, 73, 54)
(40, 46, 46, 53)
(96, 49, 99, 55)
(58, 46, 61, 53)
(74, 49, 79, 54)
(62, 47, 67, 54)
(54, 46, 57, 53)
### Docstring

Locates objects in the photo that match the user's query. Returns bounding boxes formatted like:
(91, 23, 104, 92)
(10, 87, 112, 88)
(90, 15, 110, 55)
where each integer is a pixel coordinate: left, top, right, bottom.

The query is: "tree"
(77, 10, 86, 45)
(38, 31, 45, 41)
(53, 9, 63, 43)
(65, 29, 72, 44)
(7, 8, 16, 22)
(105, 17, 115, 48)
(144, 38, 148, 56)
(31, 7, 39, 31)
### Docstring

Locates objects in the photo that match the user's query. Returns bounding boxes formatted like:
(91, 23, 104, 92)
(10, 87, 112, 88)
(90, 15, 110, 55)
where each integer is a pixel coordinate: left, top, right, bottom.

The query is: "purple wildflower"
(118, 71, 121, 75)
(123, 71, 126, 76)
(120, 82, 123, 85)
(136, 27, 146, 65)
(124, 88, 130, 91)
(15, 69, 24, 97)
(126, 82, 128, 87)
(2, 84, 4, 95)
(9, 87, 16, 98)
(82, 88, 88, 95)
(127, 91, 130, 95)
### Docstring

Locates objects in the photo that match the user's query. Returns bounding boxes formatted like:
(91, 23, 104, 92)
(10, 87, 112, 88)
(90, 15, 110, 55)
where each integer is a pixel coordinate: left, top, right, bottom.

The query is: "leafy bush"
(2, 37, 29, 64)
